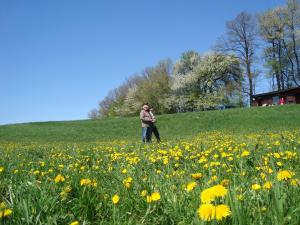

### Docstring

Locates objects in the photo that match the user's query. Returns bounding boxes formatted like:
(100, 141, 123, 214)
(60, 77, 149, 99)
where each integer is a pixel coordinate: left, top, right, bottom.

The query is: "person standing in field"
(140, 103, 153, 143)
(149, 107, 161, 143)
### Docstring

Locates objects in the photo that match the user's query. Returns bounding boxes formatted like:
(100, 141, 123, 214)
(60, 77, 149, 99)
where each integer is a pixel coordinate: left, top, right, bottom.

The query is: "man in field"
(140, 103, 153, 143)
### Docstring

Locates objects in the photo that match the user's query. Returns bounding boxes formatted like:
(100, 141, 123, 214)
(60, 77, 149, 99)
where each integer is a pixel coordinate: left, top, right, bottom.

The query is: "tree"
(216, 12, 258, 105)
(169, 52, 243, 111)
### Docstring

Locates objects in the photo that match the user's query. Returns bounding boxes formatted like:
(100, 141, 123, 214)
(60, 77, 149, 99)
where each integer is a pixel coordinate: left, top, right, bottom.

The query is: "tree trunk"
(272, 41, 281, 91)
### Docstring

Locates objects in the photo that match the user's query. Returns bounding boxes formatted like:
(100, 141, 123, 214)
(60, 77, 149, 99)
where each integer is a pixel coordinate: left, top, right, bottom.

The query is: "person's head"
(142, 103, 149, 111)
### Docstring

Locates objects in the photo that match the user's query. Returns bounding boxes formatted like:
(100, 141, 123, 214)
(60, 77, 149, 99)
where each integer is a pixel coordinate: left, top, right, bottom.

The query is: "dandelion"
(185, 182, 197, 192)
(80, 178, 92, 186)
(191, 173, 202, 179)
(200, 185, 227, 203)
(80, 178, 97, 187)
(123, 177, 133, 188)
(0, 167, 4, 173)
(263, 181, 272, 190)
(241, 150, 250, 157)
(215, 204, 231, 221)
(198, 203, 215, 221)
(251, 184, 261, 191)
(54, 174, 65, 183)
(112, 194, 120, 204)
(146, 192, 161, 203)
(277, 170, 293, 181)
(0, 209, 13, 219)
(69, 221, 79, 225)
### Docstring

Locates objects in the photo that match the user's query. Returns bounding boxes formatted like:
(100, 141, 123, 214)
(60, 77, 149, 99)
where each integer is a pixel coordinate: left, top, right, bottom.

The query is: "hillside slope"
(0, 105, 300, 143)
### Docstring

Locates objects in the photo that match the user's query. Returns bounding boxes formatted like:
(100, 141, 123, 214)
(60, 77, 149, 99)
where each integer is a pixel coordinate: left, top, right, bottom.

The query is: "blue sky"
(0, 0, 286, 125)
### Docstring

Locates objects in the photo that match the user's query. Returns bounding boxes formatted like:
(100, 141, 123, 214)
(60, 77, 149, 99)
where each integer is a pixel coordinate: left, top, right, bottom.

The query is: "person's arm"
(140, 111, 151, 122)
(150, 112, 156, 123)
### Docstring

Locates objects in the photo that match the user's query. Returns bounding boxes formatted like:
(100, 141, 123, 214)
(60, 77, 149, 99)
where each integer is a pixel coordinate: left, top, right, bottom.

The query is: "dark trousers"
(150, 124, 161, 143)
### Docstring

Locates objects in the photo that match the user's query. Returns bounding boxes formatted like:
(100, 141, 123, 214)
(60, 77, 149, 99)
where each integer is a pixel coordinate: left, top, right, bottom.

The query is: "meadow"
(0, 105, 299, 224)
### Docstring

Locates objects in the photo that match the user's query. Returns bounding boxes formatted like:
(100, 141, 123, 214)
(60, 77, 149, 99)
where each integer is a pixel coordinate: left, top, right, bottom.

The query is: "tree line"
(89, 0, 300, 119)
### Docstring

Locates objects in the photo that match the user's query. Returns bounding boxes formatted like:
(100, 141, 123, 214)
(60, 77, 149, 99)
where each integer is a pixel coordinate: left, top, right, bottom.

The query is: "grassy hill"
(1, 105, 300, 143)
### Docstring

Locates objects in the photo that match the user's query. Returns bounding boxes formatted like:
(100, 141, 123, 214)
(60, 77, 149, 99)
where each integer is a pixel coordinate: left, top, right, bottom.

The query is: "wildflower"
(80, 178, 97, 187)
(123, 177, 133, 188)
(263, 181, 272, 190)
(54, 174, 65, 183)
(186, 182, 197, 192)
(290, 179, 299, 186)
(80, 178, 92, 186)
(69, 221, 79, 225)
(112, 194, 120, 204)
(277, 170, 293, 181)
(146, 192, 161, 203)
(0, 167, 4, 173)
(191, 173, 202, 180)
(215, 204, 231, 221)
(274, 153, 280, 158)
(251, 184, 261, 191)
(0, 209, 13, 219)
(200, 185, 227, 203)
(241, 151, 250, 157)
(198, 204, 215, 221)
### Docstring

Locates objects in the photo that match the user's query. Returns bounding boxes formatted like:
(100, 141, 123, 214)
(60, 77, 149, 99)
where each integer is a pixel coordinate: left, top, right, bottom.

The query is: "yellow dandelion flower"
(69, 221, 79, 225)
(198, 203, 215, 221)
(112, 194, 120, 204)
(80, 178, 92, 186)
(215, 204, 231, 221)
(200, 185, 227, 203)
(251, 184, 261, 191)
(277, 170, 293, 181)
(263, 181, 272, 190)
(290, 178, 299, 186)
(241, 150, 250, 157)
(191, 173, 202, 180)
(146, 192, 161, 203)
(186, 182, 197, 192)
(54, 174, 65, 183)
(0, 167, 4, 173)
(150, 192, 161, 201)
(0, 209, 13, 218)
(123, 177, 133, 188)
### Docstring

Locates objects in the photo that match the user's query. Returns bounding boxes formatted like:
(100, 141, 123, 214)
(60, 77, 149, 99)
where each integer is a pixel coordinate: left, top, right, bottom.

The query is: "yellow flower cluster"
(198, 185, 231, 221)
(146, 192, 161, 203)
(80, 178, 97, 187)
(0, 202, 12, 219)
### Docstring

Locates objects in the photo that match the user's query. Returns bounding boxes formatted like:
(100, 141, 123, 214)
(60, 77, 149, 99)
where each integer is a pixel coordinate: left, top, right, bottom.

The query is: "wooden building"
(252, 87, 300, 106)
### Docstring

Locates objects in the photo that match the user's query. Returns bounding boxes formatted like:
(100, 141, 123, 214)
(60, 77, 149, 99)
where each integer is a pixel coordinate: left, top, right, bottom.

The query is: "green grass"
(1, 105, 300, 143)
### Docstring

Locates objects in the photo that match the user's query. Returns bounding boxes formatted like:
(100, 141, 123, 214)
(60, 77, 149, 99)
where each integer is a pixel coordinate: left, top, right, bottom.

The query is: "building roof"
(253, 87, 300, 98)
